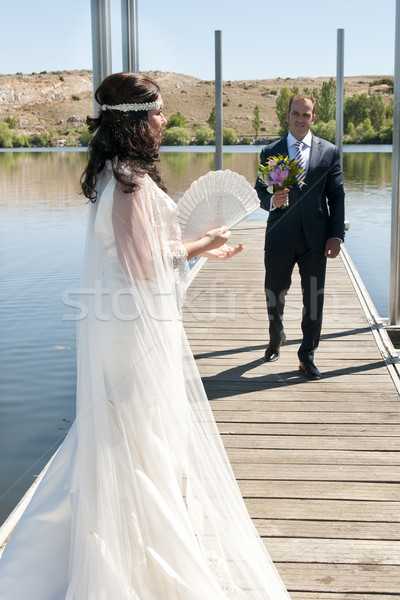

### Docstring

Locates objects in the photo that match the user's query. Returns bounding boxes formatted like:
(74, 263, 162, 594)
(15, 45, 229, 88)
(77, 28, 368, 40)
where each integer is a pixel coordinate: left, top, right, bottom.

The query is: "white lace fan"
(177, 169, 259, 239)
(177, 170, 260, 284)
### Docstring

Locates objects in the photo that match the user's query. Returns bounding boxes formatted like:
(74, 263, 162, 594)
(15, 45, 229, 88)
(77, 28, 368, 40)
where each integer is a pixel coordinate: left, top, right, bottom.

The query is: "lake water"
(0, 146, 393, 524)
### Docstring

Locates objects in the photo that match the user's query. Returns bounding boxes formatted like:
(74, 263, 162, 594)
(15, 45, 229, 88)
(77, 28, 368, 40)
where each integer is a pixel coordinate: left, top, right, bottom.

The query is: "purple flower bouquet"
(258, 153, 306, 209)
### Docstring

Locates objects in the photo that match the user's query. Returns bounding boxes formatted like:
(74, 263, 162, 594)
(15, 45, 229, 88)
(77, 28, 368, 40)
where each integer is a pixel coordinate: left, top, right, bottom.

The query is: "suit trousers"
(264, 229, 327, 362)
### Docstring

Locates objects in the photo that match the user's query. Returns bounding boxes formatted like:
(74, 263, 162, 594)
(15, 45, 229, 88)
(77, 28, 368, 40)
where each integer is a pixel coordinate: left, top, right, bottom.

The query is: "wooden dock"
(183, 221, 400, 600)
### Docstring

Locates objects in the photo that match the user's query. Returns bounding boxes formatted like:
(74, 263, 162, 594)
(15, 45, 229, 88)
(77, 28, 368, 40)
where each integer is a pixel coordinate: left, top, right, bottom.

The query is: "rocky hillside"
(0, 69, 391, 144)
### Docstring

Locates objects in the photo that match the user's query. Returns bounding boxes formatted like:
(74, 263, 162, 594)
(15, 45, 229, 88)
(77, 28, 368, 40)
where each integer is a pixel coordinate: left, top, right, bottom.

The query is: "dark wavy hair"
(81, 72, 166, 201)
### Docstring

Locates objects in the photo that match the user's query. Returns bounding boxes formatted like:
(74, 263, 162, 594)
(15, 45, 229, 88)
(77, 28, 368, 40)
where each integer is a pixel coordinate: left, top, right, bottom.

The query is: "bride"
(0, 72, 290, 599)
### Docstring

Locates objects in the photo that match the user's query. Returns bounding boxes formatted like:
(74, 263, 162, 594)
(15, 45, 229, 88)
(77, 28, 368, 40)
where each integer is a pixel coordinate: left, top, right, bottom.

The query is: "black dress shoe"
(299, 360, 321, 380)
(264, 335, 286, 362)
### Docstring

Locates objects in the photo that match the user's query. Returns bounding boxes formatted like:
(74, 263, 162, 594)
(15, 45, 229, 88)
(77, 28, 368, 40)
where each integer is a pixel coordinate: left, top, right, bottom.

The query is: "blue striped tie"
(295, 140, 306, 187)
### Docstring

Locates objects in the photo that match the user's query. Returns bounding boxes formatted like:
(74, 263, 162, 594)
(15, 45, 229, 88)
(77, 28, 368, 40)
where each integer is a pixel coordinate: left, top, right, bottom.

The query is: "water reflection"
(161, 151, 260, 199)
(344, 151, 392, 189)
(0, 151, 87, 208)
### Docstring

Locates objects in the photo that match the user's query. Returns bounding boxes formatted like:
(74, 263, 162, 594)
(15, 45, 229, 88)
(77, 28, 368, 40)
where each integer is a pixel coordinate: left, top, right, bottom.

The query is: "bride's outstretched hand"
(202, 242, 244, 260)
(184, 227, 243, 261)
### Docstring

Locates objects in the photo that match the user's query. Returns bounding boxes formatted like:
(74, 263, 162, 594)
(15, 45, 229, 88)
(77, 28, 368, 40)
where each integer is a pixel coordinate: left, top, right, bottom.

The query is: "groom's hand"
(325, 238, 341, 259)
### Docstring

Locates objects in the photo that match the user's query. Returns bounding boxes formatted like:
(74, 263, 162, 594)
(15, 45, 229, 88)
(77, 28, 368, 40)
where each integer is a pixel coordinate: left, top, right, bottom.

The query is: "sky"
(0, 0, 397, 81)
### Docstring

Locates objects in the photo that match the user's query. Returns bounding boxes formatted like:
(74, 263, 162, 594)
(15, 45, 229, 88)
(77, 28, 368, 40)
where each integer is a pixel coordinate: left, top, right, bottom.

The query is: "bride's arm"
(112, 181, 156, 279)
(184, 228, 243, 261)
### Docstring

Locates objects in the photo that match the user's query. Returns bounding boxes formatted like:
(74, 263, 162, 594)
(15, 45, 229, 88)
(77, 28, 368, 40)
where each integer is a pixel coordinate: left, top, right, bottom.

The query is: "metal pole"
(335, 28, 344, 168)
(215, 30, 223, 170)
(91, 0, 112, 112)
(389, 0, 400, 324)
(121, 0, 139, 72)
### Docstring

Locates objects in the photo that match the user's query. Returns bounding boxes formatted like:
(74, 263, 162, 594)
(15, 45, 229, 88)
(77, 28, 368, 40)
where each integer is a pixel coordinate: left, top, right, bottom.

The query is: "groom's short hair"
(288, 94, 316, 115)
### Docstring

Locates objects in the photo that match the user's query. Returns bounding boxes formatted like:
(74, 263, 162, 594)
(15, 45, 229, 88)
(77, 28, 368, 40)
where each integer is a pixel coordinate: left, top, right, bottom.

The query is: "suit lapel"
(297, 135, 321, 193)
(271, 137, 289, 157)
(306, 136, 322, 181)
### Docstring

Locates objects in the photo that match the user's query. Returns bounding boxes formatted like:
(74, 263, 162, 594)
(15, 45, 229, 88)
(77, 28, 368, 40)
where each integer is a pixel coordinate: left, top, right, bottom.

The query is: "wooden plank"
(232, 464, 400, 482)
(217, 423, 400, 436)
(221, 434, 399, 451)
(290, 595, 399, 600)
(255, 519, 400, 540)
(238, 481, 400, 500)
(212, 410, 400, 424)
(225, 448, 400, 466)
(244, 498, 400, 521)
(275, 563, 400, 594)
(264, 538, 400, 564)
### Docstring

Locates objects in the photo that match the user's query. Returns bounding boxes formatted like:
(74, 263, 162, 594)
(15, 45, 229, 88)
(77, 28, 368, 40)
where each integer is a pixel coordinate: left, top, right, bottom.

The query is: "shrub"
(223, 127, 238, 145)
(162, 126, 191, 146)
(166, 112, 187, 129)
(5, 116, 17, 129)
(28, 132, 53, 147)
(77, 125, 93, 146)
(195, 126, 214, 145)
(71, 94, 80, 101)
(369, 78, 394, 87)
(59, 75, 64, 82)
(12, 133, 29, 147)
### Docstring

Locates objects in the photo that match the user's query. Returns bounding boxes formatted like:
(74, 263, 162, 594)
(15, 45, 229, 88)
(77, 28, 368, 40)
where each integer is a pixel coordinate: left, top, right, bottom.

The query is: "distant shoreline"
(0, 70, 393, 144)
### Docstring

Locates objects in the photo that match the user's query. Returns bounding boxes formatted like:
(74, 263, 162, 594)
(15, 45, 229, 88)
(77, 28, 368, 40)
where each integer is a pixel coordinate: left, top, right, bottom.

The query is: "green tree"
(317, 78, 336, 123)
(207, 106, 216, 132)
(275, 87, 292, 136)
(344, 94, 369, 129)
(252, 104, 260, 138)
(195, 126, 214, 145)
(162, 126, 191, 146)
(378, 122, 393, 144)
(386, 98, 394, 120)
(0, 122, 13, 147)
(344, 122, 356, 143)
(355, 117, 376, 143)
(368, 94, 386, 131)
(311, 119, 336, 143)
(166, 112, 187, 129)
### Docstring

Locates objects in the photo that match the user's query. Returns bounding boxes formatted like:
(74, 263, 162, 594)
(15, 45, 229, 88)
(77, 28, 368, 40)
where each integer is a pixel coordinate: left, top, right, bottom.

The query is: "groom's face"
(287, 98, 316, 141)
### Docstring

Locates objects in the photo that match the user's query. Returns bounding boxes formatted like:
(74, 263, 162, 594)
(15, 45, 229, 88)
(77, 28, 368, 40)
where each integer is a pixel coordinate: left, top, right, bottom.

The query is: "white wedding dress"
(0, 167, 290, 599)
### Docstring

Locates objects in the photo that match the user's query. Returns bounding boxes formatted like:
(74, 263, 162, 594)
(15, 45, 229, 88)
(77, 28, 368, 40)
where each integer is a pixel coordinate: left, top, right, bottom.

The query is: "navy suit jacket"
(255, 135, 345, 253)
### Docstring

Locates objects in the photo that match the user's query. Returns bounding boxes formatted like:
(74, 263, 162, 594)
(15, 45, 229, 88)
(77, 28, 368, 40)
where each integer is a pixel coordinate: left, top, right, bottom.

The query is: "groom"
(255, 94, 345, 380)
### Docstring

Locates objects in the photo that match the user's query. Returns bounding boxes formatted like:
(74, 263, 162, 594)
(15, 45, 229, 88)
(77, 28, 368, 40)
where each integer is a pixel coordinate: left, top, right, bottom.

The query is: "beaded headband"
(101, 100, 163, 112)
